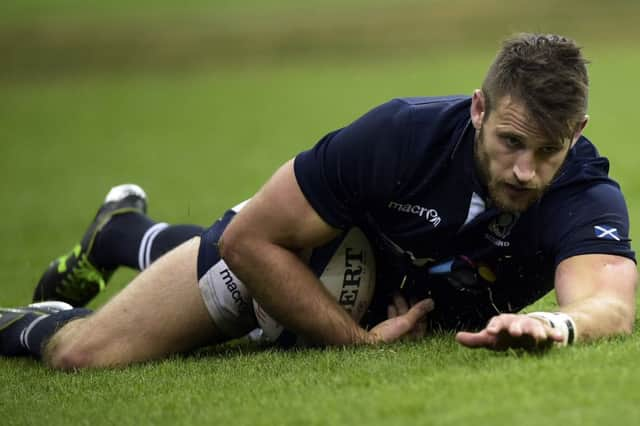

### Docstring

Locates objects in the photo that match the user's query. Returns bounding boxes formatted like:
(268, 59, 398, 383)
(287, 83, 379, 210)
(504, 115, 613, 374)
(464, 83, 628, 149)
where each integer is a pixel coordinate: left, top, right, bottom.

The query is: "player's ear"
(570, 115, 589, 148)
(470, 89, 486, 130)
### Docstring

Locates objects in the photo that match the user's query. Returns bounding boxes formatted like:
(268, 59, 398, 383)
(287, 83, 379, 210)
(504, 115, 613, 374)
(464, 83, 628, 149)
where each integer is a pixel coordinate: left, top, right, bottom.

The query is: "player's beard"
(474, 128, 553, 213)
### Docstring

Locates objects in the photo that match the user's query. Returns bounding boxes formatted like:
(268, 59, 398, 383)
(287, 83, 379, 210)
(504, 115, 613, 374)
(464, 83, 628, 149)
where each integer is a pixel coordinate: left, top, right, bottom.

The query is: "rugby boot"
(0, 301, 73, 356)
(33, 184, 147, 307)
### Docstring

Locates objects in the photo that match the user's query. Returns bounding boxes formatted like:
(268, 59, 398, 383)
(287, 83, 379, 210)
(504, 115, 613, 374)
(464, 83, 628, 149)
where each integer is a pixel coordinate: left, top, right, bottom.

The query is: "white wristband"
(526, 311, 577, 346)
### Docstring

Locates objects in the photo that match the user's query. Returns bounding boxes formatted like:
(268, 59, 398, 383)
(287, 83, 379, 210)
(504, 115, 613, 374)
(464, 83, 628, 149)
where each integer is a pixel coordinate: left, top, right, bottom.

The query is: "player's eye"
(501, 135, 523, 149)
(540, 145, 562, 155)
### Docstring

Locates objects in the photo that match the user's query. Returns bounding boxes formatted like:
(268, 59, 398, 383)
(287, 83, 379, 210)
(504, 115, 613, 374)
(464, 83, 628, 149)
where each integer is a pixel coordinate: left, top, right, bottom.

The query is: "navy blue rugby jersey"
(294, 96, 635, 331)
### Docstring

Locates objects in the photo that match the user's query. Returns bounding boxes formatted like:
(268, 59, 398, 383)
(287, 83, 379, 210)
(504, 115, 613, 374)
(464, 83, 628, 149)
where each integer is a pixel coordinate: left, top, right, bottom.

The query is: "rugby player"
(1, 33, 636, 369)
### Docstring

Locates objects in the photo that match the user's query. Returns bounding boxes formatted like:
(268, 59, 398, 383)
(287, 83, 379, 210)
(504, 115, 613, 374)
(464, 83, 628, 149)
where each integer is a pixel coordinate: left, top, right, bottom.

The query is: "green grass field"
(1, 0, 640, 425)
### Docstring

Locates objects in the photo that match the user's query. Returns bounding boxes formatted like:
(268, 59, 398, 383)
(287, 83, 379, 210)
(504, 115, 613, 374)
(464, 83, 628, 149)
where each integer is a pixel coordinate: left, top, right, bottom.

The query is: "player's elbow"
(619, 303, 635, 335)
(219, 225, 257, 273)
(621, 321, 634, 336)
(615, 275, 637, 335)
(614, 316, 634, 337)
(604, 298, 635, 337)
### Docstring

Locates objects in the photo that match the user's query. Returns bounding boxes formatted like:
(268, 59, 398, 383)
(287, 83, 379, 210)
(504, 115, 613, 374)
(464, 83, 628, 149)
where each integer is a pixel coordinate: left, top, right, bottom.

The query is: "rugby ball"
(251, 227, 376, 346)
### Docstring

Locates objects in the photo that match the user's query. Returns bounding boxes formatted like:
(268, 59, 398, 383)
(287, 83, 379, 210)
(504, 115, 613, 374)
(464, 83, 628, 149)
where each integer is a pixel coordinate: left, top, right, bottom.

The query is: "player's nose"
(513, 150, 536, 184)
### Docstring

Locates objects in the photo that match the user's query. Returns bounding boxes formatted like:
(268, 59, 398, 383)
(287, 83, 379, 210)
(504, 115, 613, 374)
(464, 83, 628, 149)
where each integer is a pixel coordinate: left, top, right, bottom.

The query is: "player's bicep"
(222, 159, 342, 251)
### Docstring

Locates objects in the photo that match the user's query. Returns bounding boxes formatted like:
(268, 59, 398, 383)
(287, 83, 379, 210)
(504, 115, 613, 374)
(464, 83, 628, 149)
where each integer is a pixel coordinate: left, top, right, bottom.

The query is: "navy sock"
(148, 224, 204, 267)
(92, 213, 155, 270)
(92, 213, 203, 271)
(1, 308, 91, 358)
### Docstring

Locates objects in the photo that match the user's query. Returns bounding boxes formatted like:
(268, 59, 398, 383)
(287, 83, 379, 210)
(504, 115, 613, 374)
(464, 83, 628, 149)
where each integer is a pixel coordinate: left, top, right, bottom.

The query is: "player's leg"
(3, 211, 257, 367)
(33, 184, 204, 306)
(43, 237, 226, 369)
(0, 301, 92, 358)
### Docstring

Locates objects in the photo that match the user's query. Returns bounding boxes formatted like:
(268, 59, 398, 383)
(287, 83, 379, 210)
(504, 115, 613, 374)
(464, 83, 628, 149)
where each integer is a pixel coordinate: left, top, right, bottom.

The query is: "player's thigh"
(56, 237, 224, 367)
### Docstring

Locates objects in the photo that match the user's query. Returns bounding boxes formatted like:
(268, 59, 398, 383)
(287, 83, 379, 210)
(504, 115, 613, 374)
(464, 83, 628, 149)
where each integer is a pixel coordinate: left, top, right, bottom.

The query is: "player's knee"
(45, 341, 96, 370)
(44, 332, 109, 370)
(49, 349, 91, 370)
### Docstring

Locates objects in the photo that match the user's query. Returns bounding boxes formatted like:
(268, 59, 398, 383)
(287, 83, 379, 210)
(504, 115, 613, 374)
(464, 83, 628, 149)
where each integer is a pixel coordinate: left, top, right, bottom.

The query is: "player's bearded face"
(474, 97, 572, 213)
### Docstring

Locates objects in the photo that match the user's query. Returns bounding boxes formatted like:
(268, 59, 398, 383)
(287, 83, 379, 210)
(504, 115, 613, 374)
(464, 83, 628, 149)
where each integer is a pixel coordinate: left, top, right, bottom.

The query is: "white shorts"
(196, 205, 258, 338)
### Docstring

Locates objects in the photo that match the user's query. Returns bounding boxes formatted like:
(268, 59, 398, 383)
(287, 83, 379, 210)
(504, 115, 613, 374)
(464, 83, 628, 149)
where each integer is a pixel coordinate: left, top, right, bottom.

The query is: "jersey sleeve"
(542, 183, 636, 266)
(294, 99, 414, 229)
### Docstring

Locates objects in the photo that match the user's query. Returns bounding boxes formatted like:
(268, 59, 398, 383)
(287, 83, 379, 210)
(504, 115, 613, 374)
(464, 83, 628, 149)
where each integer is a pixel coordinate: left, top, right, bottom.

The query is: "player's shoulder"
(396, 95, 470, 106)
(550, 136, 619, 192)
(543, 136, 628, 214)
(375, 95, 470, 114)
(392, 95, 471, 119)
(348, 95, 470, 142)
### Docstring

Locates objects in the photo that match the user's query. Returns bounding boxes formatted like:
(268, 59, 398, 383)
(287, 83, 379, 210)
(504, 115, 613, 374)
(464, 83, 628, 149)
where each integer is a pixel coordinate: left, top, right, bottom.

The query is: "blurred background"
(2, 0, 639, 78)
(1, 0, 639, 305)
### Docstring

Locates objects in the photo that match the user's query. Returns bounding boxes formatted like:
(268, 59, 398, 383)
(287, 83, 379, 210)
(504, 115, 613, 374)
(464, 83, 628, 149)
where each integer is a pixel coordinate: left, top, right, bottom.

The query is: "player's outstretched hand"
(368, 297, 434, 344)
(455, 313, 565, 351)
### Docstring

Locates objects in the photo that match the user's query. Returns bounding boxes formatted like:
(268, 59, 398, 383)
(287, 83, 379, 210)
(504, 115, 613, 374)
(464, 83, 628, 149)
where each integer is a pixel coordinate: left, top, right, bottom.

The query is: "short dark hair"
(482, 33, 589, 143)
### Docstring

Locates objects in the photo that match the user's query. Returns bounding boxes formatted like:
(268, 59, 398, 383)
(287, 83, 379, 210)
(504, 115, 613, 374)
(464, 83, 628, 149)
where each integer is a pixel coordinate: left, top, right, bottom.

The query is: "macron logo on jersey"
(387, 201, 442, 227)
(594, 225, 620, 241)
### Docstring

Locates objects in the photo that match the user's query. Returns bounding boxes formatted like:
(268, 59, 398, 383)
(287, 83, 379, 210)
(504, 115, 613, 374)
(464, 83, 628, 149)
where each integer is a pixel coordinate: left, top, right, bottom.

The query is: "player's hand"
(455, 313, 565, 351)
(368, 297, 434, 344)
(386, 292, 429, 340)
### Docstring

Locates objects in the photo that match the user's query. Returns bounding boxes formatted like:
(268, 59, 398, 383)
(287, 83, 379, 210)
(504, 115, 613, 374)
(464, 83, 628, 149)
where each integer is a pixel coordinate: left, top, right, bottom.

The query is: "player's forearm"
(559, 295, 635, 343)
(551, 255, 637, 344)
(220, 237, 370, 346)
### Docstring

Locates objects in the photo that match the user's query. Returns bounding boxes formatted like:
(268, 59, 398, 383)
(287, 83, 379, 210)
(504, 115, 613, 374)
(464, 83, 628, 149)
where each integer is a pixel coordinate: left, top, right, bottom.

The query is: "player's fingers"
(369, 299, 433, 343)
(455, 330, 497, 348)
(524, 317, 563, 343)
(410, 316, 428, 339)
(549, 329, 565, 342)
(521, 318, 547, 342)
(387, 304, 398, 319)
(403, 298, 434, 325)
(508, 319, 523, 337)
(486, 314, 517, 335)
(392, 292, 409, 315)
(486, 316, 505, 335)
